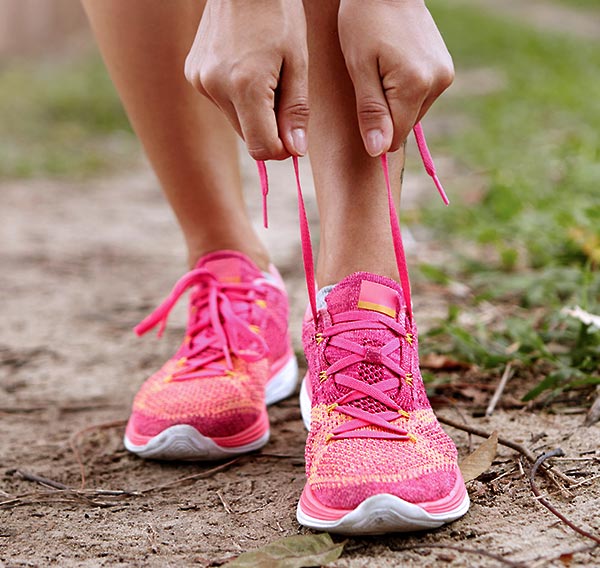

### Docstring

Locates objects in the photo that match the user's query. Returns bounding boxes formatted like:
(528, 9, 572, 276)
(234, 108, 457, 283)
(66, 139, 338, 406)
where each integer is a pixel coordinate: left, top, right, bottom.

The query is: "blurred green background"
(1, 0, 598, 402)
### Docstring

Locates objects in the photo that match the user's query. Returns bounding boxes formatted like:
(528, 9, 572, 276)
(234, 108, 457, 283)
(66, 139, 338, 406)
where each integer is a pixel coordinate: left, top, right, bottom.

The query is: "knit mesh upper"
(303, 272, 460, 509)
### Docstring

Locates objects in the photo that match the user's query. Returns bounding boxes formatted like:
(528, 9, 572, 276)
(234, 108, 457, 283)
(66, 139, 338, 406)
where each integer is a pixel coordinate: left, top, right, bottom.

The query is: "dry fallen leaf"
(459, 431, 498, 483)
(223, 533, 345, 568)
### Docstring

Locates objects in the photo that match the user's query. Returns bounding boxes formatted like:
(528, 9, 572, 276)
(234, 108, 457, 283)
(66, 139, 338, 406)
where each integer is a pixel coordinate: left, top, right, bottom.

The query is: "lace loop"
(135, 268, 269, 379)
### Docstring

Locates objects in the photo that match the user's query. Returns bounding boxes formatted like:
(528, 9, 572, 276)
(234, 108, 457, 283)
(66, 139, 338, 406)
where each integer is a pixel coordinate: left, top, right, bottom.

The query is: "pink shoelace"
(135, 269, 268, 379)
(257, 122, 448, 441)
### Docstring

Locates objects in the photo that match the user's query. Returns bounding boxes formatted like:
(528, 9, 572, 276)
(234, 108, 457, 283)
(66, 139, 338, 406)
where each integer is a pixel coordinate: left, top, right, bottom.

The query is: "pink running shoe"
(261, 125, 469, 534)
(124, 250, 298, 460)
(297, 274, 469, 534)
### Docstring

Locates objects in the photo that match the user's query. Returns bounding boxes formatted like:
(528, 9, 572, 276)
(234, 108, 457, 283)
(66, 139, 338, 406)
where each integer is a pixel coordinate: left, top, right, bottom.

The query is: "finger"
(346, 59, 394, 157)
(382, 66, 430, 152)
(386, 93, 424, 153)
(213, 97, 244, 139)
(277, 54, 310, 156)
(414, 75, 454, 126)
(233, 76, 289, 161)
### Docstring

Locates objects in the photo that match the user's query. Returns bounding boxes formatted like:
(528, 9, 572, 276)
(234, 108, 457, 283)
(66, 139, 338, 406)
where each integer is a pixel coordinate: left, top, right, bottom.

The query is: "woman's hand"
(185, 0, 309, 160)
(338, 0, 454, 157)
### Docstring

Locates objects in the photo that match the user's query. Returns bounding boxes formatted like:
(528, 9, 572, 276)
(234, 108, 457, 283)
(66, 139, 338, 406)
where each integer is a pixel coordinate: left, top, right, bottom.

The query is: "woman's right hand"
(185, 0, 309, 160)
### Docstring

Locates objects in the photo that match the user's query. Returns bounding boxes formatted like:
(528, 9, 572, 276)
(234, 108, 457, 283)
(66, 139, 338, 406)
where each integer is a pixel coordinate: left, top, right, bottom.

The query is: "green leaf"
(522, 368, 573, 401)
(223, 533, 345, 568)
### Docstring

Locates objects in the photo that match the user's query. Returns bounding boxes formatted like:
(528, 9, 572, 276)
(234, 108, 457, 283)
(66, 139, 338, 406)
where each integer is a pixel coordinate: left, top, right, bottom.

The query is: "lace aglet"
(433, 174, 450, 206)
(133, 320, 164, 338)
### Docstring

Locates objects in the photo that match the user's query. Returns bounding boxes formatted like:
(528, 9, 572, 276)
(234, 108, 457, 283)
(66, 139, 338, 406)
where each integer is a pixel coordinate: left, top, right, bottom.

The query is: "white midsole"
(297, 491, 471, 535)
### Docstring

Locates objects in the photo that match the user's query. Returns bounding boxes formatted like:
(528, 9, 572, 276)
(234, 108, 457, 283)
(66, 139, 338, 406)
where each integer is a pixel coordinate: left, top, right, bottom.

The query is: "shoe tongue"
(322, 272, 409, 413)
(325, 272, 406, 318)
(196, 250, 261, 283)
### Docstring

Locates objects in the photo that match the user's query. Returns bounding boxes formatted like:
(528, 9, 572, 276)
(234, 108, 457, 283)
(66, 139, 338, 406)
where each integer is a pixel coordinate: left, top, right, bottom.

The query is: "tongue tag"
(204, 258, 242, 283)
(357, 280, 398, 318)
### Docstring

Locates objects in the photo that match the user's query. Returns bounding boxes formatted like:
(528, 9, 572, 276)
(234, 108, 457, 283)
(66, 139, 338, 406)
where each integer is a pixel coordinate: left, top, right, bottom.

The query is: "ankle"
(316, 255, 399, 288)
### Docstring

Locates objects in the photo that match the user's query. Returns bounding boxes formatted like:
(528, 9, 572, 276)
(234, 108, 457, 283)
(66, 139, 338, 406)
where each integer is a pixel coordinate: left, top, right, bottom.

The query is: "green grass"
(419, 2, 600, 401)
(554, 0, 600, 9)
(0, 52, 136, 179)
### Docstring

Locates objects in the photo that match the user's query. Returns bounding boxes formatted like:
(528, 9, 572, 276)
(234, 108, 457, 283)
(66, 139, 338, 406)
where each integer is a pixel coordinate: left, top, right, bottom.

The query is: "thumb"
(349, 61, 394, 157)
(277, 54, 310, 157)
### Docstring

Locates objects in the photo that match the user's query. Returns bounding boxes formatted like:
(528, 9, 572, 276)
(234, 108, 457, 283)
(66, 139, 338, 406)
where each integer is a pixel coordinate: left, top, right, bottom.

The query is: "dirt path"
(1, 148, 599, 567)
(457, 0, 600, 40)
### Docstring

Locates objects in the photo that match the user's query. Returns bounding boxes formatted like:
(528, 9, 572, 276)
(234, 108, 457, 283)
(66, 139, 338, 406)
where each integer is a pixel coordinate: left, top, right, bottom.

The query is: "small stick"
(529, 449, 600, 545)
(7, 469, 69, 490)
(486, 362, 514, 417)
(438, 414, 575, 486)
(569, 473, 600, 490)
(69, 419, 127, 489)
(216, 490, 232, 514)
(395, 543, 525, 567)
(139, 458, 240, 494)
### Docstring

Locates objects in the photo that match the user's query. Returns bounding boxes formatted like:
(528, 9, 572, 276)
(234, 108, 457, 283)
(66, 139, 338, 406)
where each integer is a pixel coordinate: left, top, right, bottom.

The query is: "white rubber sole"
(297, 491, 471, 535)
(124, 356, 298, 460)
(297, 375, 470, 534)
(299, 375, 312, 431)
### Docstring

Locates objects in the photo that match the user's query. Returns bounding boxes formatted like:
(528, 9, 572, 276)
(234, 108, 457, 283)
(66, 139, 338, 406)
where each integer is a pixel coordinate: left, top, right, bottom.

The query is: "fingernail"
(366, 129, 385, 157)
(292, 128, 308, 156)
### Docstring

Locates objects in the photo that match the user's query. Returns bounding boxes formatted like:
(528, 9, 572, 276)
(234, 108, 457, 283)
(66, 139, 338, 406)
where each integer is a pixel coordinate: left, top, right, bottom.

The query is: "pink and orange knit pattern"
(126, 250, 291, 444)
(302, 272, 461, 510)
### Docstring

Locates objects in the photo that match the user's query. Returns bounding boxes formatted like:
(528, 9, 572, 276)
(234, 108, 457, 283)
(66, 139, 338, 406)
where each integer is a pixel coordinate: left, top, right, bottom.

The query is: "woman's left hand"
(338, 0, 454, 157)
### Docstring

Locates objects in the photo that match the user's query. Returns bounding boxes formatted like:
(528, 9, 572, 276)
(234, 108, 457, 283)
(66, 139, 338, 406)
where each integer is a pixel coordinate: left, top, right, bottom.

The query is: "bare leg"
(82, 0, 269, 269)
(304, 1, 405, 286)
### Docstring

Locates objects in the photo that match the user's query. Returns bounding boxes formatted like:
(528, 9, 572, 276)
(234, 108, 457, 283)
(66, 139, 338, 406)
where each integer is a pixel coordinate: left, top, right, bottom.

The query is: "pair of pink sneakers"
(124, 126, 470, 535)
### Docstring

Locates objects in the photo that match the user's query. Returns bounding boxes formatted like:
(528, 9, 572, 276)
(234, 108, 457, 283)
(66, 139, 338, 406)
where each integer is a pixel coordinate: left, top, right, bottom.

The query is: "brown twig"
(529, 449, 600, 545)
(69, 419, 127, 489)
(438, 415, 575, 486)
(216, 490, 232, 514)
(486, 362, 514, 417)
(7, 469, 69, 490)
(0, 458, 239, 510)
(139, 458, 241, 494)
(395, 543, 526, 567)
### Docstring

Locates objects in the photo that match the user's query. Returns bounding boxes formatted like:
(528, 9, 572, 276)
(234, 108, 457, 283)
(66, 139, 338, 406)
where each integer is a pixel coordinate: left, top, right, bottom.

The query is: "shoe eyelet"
(319, 370, 328, 383)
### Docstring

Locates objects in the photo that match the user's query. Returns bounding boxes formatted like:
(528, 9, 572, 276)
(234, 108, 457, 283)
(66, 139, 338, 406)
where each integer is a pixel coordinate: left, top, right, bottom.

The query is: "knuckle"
(435, 64, 455, 91)
(408, 69, 434, 92)
(247, 140, 282, 161)
(199, 66, 222, 95)
(357, 98, 390, 120)
(281, 99, 310, 122)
